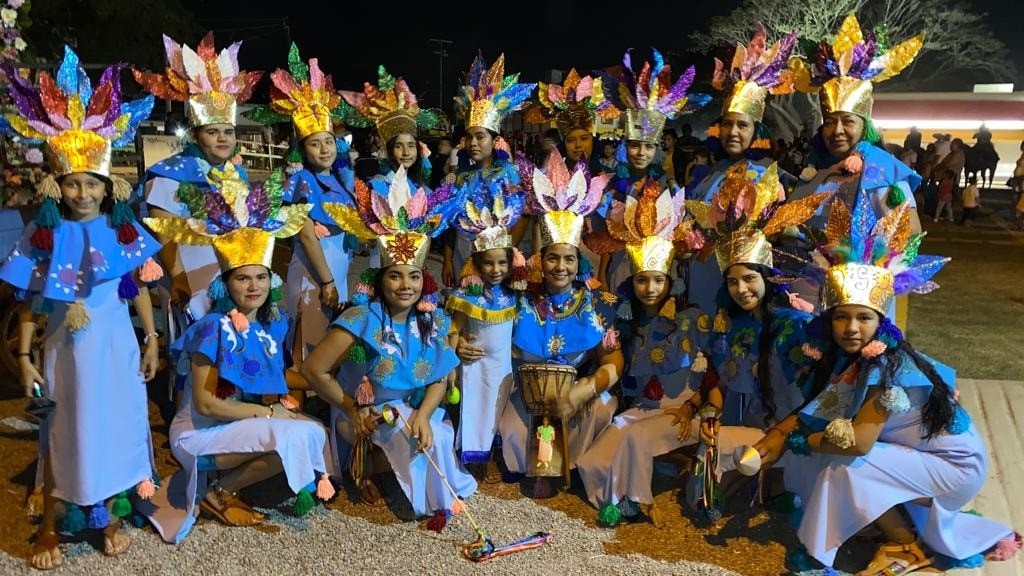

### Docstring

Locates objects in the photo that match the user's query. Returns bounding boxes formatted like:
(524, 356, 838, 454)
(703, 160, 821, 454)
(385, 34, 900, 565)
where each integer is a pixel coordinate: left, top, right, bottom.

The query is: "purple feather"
(756, 33, 798, 85)
(468, 53, 486, 88)
(246, 182, 270, 227)
(2, 63, 47, 122)
(204, 192, 236, 233)
(847, 40, 874, 78)
(97, 64, 126, 127)
(656, 66, 695, 115)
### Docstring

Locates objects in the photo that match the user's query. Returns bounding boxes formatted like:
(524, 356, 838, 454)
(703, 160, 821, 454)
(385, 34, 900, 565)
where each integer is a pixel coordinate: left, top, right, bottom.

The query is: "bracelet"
(588, 379, 598, 398)
(319, 278, 335, 288)
(684, 399, 700, 412)
(15, 352, 31, 358)
(143, 332, 159, 345)
(785, 426, 812, 456)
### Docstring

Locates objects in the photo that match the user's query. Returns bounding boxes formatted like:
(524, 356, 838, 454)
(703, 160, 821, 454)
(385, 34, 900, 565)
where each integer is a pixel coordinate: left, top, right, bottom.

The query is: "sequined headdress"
(133, 32, 263, 127)
(453, 173, 529, 292)
(712, 24, 798, 122)
(817, 191, 947, 316)
(340, 66, 438, 143)
(526, 149, 610, 248)
(144, 165, 310, 272)
(526, 69, 620, 138)
(601, 48, 711, 143)
(454, 53, 536, 134)
(792, 13, 923, 118)
(584, 179, 704, 275)
(243, 44, 343, 140)
(685, 162, 830, 271)
(3, 46, 155, 263)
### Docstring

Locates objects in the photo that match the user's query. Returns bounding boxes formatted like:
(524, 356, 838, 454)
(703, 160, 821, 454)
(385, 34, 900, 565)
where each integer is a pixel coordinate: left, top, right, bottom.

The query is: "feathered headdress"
(791, 13, 923, 118)
(133, 32, 263, 127)
(527, 148, 610, 249)
(340, 65, 438, 143)
(3, 46, 155, 257)
(712, 24, 798, 122)
(685, 162, 830, 271)
(526, 69, 620, 139)
(454, 174, 528, 292)
(243, 43, 343, 140)
(817, 190, 947, 315)
(584, 179, 704, 276)
(143, 164, 310, 272)
(601, 48, 711, 143)
(453, 52, 536, 134)
(322, 166, 461, 310)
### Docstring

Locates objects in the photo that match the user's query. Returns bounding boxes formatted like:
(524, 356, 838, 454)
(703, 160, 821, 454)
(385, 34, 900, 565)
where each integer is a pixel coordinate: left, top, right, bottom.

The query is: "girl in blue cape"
(1, 48, 162, 569)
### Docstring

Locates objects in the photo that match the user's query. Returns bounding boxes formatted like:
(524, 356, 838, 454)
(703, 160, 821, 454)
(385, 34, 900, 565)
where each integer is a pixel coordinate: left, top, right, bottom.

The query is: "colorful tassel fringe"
(293, 488, 315, 516)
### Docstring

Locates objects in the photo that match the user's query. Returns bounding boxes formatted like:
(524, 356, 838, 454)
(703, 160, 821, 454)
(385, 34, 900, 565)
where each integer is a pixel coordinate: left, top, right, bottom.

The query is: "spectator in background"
(538, 127, 560, 169)
(684, 148, 710, 190)
(934, 138, 966, 189)
(429, 136, 453, 189)
(661, 128, 688, 184)
(960, 174, 980, 226)
(596, 138, 618, 174)
(934, 169, 955, 223)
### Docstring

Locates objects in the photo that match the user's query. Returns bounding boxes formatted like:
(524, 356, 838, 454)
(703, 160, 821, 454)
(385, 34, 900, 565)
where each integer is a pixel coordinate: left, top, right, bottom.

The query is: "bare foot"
(25, 487, 44, 518)
(28, 531, 63, 570)
(102, 522, 130, 557)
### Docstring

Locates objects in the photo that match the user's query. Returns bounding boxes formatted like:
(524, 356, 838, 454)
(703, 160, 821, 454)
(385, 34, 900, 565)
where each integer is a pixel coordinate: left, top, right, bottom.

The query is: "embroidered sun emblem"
(413, 358, 431, 381)
(696, 314, 711, 333)
(681, 337, 692, 354)
(548, 334, 565, 355)
(373, 357, 396, 381)
(386, 232, 418, 264)
(649, 347, 666, 363)
(49, 263, 82, 295)
(88, 247, 109, 273)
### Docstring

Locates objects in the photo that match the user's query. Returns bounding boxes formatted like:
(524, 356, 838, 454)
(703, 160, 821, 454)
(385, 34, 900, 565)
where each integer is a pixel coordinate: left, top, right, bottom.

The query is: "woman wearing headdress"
(244, 44, 356, 365)
(303, 168, 476, 524)
(683, 163, 829, 493)
(134, 32, 263, 320)
(443, 53, 534, 287)
(788, 14, 926, 313)
(595, 48, 710, 292)
(755, 194, 1020, 574)
(577, 180, 709, 527)
(1, 47, 162, 569)
(497, 155, 624, 490)
(687, 25, 799, 317)
(142, 175, 333, 544)
(445, 176, 528, 478)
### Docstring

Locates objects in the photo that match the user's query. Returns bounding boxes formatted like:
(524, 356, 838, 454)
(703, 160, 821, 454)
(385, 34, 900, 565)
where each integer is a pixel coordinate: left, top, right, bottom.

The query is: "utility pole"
(429, 38, 453, 110)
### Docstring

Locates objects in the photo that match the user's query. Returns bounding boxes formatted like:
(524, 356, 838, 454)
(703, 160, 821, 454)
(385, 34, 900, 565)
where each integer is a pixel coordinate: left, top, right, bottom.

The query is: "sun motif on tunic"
(678, 315, 691, 334)
(548, 334, 565, 355)
(49, 263, 82, 295)
(386, 232, 418, 264)
(649, 347, 666, 363)
(589, 312, 605, 332)
(88, 247, 109, 274)
(120, 236, 147, 259)
(696, 315, 711, 333)
(413, 358, 431, 381)
(724, 359, 738, 379)
(599, 291, 618, 306)
(681, 337, 692, 354)
(373, 357, 396, 381)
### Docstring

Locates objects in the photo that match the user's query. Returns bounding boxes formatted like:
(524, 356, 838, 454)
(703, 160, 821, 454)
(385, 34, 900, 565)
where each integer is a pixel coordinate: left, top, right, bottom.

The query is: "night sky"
(177, 0, 1021, 110)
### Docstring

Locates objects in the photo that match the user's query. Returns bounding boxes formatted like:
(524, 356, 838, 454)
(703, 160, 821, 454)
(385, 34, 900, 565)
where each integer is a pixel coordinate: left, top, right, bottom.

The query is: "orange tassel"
(280, 394, 301, 411)
(228, 308, 250, 333)
(451, 498, 465, 516)
(139, 257, 164, 282)
(316, 474, 336, 501)
(356, 376, 375, 406)
(136, 478, 156, 500)
(314, 222, 330, 239)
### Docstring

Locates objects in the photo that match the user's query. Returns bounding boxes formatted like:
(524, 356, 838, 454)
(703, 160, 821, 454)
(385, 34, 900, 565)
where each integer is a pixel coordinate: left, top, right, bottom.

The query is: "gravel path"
(0, 493, 741, 575)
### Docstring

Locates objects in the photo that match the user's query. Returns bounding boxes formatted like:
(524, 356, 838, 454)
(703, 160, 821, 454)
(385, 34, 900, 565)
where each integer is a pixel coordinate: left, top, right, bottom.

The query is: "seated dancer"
(143, 172, 333, 544)
(577, 180, 709, 527)
(0, 47, 161, 569)
(498, 153, 624, 490)
(757, 194, 1021, 573)
(303, 167, 477, 525)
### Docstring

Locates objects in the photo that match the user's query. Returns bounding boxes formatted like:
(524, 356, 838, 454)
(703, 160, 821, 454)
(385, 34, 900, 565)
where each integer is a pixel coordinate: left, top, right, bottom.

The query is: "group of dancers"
(2, 12, 1021, 575)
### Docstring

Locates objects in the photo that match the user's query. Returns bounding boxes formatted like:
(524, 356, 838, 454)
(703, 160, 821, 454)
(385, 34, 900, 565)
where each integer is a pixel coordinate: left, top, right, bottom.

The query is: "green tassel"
(466, 284, 483, 296)
(886, 184, 906, 208)
(597, 504, 622, 527)
(270, 286, 282, 303)
(111, 200, 134, 227)
(348, 342, 367, 363)
(35, 197, 61, 228)
(111, 491, 132, 518)
(293, 488, 315, 516)
(862, 117, 882, 144)
(62, 503, 87, 533)
(359, 268, 378, 284)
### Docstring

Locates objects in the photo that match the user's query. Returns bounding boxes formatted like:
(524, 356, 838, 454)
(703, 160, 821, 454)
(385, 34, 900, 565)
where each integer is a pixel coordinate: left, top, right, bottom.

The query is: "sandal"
(101, 518, 130, 557)
(27, 530, 63, 570)
(200, 486, 265, 527)
(857, 538, 932, 576)
(358, 478, 386, 507)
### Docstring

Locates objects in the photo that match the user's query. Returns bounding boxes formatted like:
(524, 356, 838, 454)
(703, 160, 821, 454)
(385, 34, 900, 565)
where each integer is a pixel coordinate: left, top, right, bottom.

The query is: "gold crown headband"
(712, 25, 798, 122)
(244, 44, 342, 140)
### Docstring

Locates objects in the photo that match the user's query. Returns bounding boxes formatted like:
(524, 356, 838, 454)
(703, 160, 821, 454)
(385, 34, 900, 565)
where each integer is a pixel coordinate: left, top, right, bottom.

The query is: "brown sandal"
(200, 486, 265, 527)
(28, 531, 63, 570)
(101, 519, 130, 557)
(358, 478, 386, 507)
(857, 538, 933, 576)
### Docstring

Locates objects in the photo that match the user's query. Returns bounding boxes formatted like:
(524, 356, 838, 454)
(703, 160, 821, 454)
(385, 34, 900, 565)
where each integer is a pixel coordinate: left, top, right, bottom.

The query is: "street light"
(430, 38, 453, 109)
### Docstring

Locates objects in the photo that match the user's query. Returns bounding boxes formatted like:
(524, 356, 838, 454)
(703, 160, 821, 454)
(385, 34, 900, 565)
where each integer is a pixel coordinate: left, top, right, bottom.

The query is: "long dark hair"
(372, 266, 434, 347)
(625, 274, 676, 324)
(720, 263, 788, 426)
(223, 268, 275, 324)
(803, 308, 956, 439)
(386, 134, 424, 184)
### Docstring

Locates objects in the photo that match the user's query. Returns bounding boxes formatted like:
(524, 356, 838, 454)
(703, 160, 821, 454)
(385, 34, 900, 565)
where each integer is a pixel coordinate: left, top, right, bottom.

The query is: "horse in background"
(965, 127, 1000, 189)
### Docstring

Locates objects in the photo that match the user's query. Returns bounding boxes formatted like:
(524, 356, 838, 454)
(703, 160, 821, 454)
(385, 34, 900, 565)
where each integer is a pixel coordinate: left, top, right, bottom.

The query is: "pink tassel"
(356, 377, 375, 406)
(786, 291, 814, 313)
(136, 478, 156, 500)
(839, 153, 863, 175)
(139, 258, 165, 282)
(494, 136, 511, 154)
(512, 248, 526, 268)
(986, 533, 1022, 562)
(417, 300, 437, 312)
(316, 474, 336, 501)
(279, 394, 300, 411)
(314, 222, 331, 239)
(461, 275, 483, 288)
(860, 340, 887, 359)
(355, 282, 373, 296)
(602, 328, 621, 352)
(418, 141, 431, 159)
(228, 308, 250, 333)
(802, 343, 823, 360)
(451, 499, 465, 516)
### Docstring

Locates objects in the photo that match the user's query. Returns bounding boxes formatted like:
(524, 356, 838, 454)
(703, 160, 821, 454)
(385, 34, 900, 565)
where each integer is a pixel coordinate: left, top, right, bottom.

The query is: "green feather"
(287, 43, 309, 83)
(264, 168, 286, 217)
(178, 182, 206, 219)
(397, 206, 409, 230)
(242, 106, 291, 126)
(377, 65, 396, 91)
(903, 233, 923, 262)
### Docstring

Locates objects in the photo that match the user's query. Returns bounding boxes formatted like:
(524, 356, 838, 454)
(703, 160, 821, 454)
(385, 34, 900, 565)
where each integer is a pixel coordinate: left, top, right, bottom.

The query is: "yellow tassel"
(713, 308, 730, 333)
(824, 418, 856, 449)
(38, 175, 62, 201)
(458, 258, 477, 283)
(110, 176, 133, 202)
(65, 300, 90, 332)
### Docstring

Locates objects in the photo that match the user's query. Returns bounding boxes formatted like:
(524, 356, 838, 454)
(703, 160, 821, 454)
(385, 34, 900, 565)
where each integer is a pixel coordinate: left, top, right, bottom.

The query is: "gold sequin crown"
(818, 189, 948, 316)
(456, 176, 525, 253)
(712, 25, 798, 122)
(525, 69, 621, 138)
(143, 165, 309, 271)
(133, 32, 263, 127)
(525, 149, 609, 248)
(685, 162, 830, 271)
(243, 44, 342, 140)
(454, 53, 536, 133)
(4, 46, 154, 178)
(340, 66, 439, 143)
(790, 14, 923, 118)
